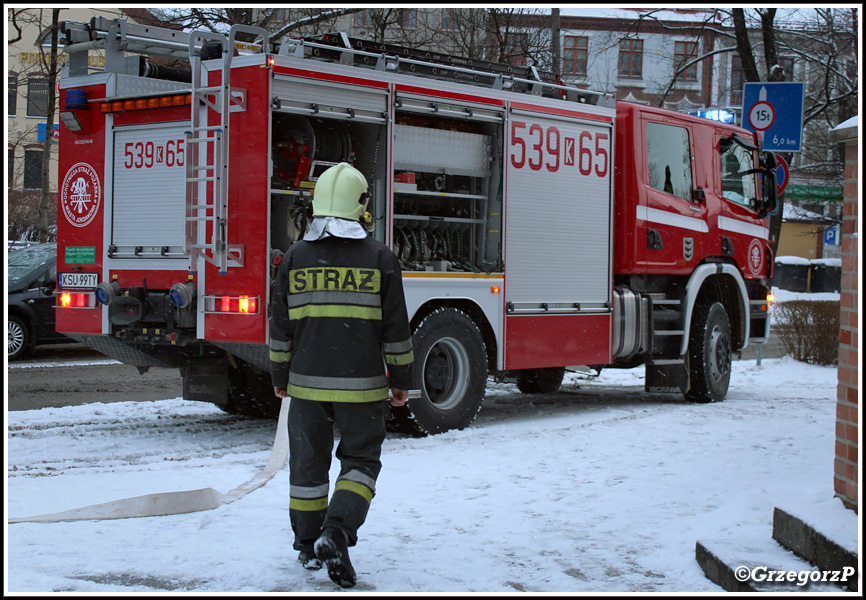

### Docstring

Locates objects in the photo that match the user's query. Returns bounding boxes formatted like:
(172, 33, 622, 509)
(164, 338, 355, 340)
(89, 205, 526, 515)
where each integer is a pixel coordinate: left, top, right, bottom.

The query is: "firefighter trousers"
(288, 397, 388, 552)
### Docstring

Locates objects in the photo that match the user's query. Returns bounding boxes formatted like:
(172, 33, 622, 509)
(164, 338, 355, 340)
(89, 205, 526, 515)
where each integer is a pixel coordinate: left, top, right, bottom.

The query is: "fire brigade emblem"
(61, 162, 101, 227)
(748, 239, 764, 275)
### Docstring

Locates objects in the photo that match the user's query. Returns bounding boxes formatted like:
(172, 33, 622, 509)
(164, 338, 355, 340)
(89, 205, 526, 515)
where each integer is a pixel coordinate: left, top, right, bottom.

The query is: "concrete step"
(696, 537, 847, 592)
(773, 505, 859, 592)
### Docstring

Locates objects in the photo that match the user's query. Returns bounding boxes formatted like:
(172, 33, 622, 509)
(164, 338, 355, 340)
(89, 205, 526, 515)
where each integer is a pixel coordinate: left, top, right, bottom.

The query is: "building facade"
(7, 7, 162, 240)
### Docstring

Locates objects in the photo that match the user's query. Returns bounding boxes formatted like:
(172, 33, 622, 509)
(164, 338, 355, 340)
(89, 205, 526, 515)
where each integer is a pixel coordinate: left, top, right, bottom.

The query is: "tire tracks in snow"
(7, 412, 276, 479)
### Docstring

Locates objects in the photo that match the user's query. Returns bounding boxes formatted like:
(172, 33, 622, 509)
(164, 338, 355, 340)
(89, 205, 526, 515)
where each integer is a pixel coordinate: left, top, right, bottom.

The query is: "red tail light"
(204, 295, 259, 315)
(58, 292, 96, 308)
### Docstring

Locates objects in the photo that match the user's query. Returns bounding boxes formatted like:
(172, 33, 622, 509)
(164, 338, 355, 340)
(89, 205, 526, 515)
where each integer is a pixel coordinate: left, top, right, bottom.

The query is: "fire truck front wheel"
(685, 301, 732, 403)
(405, 308, 487, 435)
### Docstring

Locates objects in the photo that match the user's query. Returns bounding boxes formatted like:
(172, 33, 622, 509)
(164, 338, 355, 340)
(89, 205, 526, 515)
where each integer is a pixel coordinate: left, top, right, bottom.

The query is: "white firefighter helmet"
(312, 162, 369, 221)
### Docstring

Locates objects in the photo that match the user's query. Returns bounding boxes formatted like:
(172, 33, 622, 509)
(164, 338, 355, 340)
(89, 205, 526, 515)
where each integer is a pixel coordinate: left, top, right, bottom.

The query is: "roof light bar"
(100, 93, 191, 113)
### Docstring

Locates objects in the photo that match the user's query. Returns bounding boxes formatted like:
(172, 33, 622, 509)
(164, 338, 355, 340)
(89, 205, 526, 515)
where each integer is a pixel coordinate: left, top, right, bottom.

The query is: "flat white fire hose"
(8, 397, 291, 524)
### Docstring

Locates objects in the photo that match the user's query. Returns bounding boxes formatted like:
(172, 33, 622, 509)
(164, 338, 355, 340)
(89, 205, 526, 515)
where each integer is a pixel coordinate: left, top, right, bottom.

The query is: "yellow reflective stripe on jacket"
(287, 384, 389, 403)
(384, 350, 414, 366)
(269, 350, 291, 363)
(334, 480, 374, 504)
(289, 497, 329, 511)
(289, 305, 382, 321)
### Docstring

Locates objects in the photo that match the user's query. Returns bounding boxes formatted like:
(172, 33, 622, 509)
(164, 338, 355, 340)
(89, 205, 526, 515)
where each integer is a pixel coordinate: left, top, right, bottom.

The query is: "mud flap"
(182, 365, 229, 405)
(645, 361, 689, 394)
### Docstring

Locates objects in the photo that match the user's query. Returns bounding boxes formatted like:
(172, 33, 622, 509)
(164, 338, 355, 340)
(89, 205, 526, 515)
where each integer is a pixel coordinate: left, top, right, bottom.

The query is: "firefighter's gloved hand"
(389, 388, 409, 407)
(274, 386, 288, 399)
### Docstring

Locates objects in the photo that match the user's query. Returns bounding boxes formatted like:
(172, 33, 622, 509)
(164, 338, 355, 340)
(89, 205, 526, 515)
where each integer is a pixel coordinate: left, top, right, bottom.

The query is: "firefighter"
(270, 162, 414, 588)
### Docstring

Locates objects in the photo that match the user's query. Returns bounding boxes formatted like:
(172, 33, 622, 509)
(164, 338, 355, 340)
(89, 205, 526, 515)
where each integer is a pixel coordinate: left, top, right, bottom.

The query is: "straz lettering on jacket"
(288, 267, 383, 321)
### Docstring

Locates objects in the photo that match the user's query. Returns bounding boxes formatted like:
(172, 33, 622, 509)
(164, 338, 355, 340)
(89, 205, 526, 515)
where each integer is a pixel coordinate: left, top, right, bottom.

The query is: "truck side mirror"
(758, 151, 778, 219)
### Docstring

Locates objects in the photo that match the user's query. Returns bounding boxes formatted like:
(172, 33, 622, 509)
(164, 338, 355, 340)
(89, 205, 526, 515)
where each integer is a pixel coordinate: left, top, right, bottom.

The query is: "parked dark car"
(8, 243, 71, 360)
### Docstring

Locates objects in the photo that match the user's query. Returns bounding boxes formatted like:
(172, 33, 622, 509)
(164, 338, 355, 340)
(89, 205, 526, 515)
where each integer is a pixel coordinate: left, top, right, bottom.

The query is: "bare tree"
(36, 8, 61, 243)
(150, 7, 364, 41)
(8, 8, 64, 242)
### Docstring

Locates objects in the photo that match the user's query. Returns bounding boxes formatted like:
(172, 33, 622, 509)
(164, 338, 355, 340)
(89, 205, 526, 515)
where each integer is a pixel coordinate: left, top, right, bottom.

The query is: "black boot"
(314, 527, 356, 588)
(298, 549, 322, 571)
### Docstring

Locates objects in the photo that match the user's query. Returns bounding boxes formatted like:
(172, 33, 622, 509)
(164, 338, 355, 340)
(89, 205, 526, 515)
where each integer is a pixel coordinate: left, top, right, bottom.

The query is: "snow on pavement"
(5, 357, 858, 593)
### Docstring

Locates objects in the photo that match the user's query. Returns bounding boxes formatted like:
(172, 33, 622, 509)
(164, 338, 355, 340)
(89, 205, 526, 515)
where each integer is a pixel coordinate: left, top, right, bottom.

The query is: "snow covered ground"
(5, 356, 858, 594)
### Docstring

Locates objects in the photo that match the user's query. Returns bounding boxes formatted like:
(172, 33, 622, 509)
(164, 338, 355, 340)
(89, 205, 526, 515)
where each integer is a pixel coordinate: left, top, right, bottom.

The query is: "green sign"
(784, 184, 843, 202)
(65, 246, 96, 265)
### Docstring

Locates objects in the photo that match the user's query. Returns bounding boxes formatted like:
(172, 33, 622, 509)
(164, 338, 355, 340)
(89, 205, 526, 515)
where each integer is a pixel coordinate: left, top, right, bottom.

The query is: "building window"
(399, 8, 416, 29)
(563, 36, 588, 75)
(618, 39, 643, 78)
(24, 149, 43, 189)
(730, 54, 744, 106)
(8, 148, 14, 188)
(646, 122, 693, 203)
(674, 41, 699, 81)
(27, 77, 50, 117)
(505, 33, 528, 67)
(354, 10, 370, 27)
(441, 8, 460, 31)
(8, 74, 18, 116)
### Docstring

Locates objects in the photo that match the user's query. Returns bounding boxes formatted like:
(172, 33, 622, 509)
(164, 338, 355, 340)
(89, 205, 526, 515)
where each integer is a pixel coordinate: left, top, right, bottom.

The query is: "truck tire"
(8, 314, 32, 361)
(685, 301, 732, 403)
(226, 359, 282, 419)
(516, 367, 565, 394)
(400, 308, 487, 435)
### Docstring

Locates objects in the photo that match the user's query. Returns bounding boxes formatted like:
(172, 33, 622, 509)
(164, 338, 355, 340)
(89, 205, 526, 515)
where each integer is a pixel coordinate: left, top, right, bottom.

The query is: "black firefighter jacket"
(269, 235, 414, 402)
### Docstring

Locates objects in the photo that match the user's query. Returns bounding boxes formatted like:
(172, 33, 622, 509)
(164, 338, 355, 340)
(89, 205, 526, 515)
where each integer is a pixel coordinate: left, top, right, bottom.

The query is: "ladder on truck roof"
(280, 32, 613, 107)
(63, 18, 612, 107)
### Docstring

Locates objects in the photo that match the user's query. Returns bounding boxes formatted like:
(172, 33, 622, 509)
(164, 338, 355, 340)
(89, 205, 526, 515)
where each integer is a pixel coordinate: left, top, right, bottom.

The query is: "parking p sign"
(741, 82, 805, 152)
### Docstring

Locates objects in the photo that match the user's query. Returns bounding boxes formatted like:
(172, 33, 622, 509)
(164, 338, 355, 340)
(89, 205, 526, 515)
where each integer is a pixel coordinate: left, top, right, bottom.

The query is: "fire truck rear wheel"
(404, 308, 487, 435)
(226, 358, 282, 419)
(516, 367, 566, 394)
(685, 301, 732, 403)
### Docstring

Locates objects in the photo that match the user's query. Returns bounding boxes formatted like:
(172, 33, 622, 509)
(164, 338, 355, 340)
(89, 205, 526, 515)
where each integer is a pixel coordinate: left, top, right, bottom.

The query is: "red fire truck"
(54, 19, 776, 434)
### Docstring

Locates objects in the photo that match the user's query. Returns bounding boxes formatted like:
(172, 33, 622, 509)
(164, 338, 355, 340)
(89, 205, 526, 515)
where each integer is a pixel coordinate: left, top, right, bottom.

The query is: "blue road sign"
(37, 122, 59, 143)
(741, 82, 805, 152)
(824, 226, 838, 246)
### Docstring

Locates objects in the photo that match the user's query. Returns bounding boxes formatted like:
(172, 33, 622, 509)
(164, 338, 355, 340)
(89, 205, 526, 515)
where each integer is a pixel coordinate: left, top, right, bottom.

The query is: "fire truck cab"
(54, 20, 776, 434)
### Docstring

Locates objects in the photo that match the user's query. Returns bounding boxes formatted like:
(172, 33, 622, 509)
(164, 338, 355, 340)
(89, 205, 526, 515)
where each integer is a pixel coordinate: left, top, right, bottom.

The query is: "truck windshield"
(8, 245, 55, 287)
(720, 138, 758, 209)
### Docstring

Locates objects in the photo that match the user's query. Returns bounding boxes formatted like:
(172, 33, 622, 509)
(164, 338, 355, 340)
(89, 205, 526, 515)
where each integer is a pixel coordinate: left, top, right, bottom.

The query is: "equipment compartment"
(391, 112, 503, 273)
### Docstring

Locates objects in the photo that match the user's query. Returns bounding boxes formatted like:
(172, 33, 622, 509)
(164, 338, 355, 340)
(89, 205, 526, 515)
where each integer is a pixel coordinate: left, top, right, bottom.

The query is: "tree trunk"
(550, 8, 560, 75)
(37, 8, 61, 243)
(732, 9, 760, 82)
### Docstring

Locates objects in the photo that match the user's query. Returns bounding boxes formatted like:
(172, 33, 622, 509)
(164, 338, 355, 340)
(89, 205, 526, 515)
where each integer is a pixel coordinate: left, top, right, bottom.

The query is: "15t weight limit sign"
(748, 101, 775, 132)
